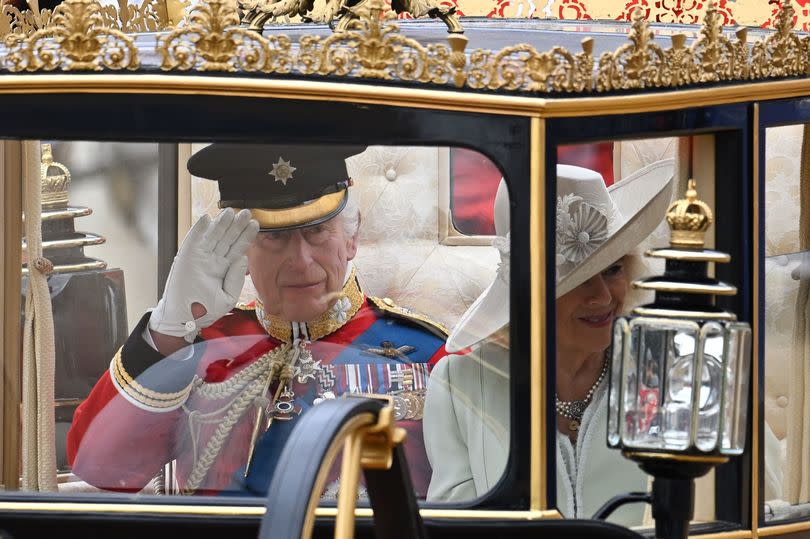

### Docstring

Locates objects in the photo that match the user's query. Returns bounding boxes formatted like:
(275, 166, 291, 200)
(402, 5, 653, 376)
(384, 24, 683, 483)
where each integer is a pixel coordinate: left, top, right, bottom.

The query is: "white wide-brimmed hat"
(446, 179, 510, 353)
(445, 159, 674, 353)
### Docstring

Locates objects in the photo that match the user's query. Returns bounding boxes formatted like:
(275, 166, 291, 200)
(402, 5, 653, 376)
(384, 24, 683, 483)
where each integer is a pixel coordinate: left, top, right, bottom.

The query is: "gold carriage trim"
(2, 0, 810, 95)
(368, 296, 449, 338)
(111, 348, 194, 410)
(2, 0, 141, 72)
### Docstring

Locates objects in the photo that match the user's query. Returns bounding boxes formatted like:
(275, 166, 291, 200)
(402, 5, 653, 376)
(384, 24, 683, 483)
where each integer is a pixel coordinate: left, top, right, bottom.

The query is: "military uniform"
(67, 267, 447, 497)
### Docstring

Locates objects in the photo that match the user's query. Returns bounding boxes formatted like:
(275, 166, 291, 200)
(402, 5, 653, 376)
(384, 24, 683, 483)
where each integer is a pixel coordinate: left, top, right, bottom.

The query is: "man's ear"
(346, 215, 361, 260)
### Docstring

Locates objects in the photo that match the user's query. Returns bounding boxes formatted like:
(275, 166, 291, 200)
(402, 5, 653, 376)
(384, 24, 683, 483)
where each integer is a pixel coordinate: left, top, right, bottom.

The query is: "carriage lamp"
(605, 180, 752, 539)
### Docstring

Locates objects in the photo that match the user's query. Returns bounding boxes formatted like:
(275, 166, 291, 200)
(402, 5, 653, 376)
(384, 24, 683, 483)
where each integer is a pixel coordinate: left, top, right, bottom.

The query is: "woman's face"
(556, 258, 629, 356)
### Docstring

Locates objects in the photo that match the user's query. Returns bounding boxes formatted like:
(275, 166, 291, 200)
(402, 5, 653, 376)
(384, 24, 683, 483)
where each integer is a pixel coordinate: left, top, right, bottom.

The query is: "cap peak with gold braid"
(187, 143, 365, 232)
(665, 179, 714, 249)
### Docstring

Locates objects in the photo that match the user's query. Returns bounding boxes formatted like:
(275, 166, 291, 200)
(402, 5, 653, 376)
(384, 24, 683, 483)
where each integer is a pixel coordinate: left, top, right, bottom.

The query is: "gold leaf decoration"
(157, 0, 291, 72)
(239, 0, 462, 35)
(3, 0, 139, 71)
(661, 33, 694, 87)
(596, 9, 665, 91)
(0, 2, 13, 36)
(1, 0, 810, 96)
(468, 38, 593, 92)
(296, 0, 452, 83)
(2, 1, 53, 36)
(752, 0, 802, 79)
(0, 0, 184, 38)
(98, 0, 167, 33)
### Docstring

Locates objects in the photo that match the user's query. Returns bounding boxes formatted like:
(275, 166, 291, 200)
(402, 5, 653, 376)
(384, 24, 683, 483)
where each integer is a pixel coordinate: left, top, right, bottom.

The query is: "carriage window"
(14, 142, 511, 502)
(550, 135, 734, 526)
(25, 141, 159, 483)
(763, 125, 810, 522)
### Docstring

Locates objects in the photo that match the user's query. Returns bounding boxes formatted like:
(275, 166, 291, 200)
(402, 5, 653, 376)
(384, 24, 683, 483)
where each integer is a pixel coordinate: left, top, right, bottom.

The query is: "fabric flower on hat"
(556, 195, 609, 265)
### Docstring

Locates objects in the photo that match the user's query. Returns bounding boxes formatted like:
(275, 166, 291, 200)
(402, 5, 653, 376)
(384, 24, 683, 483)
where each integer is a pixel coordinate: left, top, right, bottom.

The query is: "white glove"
(149, 208, 259, 342)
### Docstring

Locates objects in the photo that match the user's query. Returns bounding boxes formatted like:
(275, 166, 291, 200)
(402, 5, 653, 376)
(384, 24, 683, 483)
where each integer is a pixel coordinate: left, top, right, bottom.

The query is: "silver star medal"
(269, 157, 296, 186)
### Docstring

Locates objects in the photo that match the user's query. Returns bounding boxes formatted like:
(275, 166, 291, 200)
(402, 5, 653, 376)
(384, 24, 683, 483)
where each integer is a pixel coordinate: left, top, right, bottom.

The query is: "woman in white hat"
(423, 159, 675, 525)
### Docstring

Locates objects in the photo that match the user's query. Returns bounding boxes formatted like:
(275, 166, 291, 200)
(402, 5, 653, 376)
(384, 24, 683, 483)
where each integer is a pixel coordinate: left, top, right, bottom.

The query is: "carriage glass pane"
(763, 125, 810, 521)
(14, 141, 512, 506)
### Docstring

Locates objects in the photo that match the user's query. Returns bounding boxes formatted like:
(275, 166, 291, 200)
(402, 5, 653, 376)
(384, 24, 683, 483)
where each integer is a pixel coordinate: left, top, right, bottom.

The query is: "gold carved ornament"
(151, 0, 810, 89)
(0, 0, 186, 37)
(297, 0, 463, 84)
(0, 0, 53, 37)
(98, 0, 175, 33)
(3, 0, 139, 71)
(595, 0, 786, 92)
(596, 8, 666, 91)
(0, 0, 809, 94)
(157, 0, 291, 72)
(467, 38, 593, 92)
(751, 0, 804, 79)
(238, 0, 462, 35)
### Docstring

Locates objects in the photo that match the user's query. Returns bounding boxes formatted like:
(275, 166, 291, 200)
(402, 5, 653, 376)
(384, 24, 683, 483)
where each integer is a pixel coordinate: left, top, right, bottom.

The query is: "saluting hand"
(149, 208, 259, 343)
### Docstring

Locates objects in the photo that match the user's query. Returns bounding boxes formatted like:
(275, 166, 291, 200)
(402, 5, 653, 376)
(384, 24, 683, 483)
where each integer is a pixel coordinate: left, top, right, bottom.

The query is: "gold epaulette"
(368, 296, 449, 338)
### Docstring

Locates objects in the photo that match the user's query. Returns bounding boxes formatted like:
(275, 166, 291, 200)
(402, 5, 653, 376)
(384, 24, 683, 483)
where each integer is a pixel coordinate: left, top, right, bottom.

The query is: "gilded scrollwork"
(661, 34, 694, 87)
(690, 1, 724, 82)
(2, 2, 53, 36)
(239, 0, 462, 34)
(468, 38, 593, 92)
(98, 0, 169, 32)
(3, 0, 139, 71)
(297, 0, 452, 83)
(0, 0, 186, 38)
(596, 9, 665, 91)
(1, 0, 810, 95)
(751, 0, 803, 79)
(157, 0, 291, 72)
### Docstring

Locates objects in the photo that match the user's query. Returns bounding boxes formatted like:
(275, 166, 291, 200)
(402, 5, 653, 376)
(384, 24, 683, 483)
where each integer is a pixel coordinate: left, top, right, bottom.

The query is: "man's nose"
(286, 231, 315, 267)
(583, 274, 612, 305)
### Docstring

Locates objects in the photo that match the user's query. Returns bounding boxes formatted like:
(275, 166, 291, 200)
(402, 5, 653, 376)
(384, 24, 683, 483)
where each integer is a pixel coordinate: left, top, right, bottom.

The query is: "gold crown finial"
(666, 179, 714, 249)
(40, 143, 72, 210)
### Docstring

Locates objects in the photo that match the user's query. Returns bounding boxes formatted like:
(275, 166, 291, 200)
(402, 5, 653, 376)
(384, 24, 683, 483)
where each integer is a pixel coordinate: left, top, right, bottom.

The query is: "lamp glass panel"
(608, 318, 627, 447)
(694, 322, 725, 452)
(721, 323, 751, 454)
(622, 318, 699, 450)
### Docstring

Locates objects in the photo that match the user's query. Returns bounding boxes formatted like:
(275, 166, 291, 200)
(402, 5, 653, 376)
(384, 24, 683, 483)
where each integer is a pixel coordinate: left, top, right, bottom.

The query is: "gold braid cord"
(3, 0, 139, 71)
(3, 0, 810, 92)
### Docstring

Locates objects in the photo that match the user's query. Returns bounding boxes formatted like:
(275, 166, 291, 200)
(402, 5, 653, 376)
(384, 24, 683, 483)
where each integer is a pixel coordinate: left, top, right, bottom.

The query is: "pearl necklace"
(555, 351, 609, 432)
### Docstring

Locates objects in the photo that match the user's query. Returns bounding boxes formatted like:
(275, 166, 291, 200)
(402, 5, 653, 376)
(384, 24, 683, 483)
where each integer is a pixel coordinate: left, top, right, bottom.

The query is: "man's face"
(247, 215, 358, 322)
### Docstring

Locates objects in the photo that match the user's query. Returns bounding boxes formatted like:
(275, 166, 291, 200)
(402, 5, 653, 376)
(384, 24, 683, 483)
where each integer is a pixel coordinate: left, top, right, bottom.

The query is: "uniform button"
(777, 396, 788, 408)
(185, 320, 197, 332)
(385, 167, 397, 181)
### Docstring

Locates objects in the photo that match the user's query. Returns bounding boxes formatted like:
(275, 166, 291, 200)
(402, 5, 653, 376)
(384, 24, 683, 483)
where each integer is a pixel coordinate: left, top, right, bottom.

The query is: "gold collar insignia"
(255, 267, 364, 343)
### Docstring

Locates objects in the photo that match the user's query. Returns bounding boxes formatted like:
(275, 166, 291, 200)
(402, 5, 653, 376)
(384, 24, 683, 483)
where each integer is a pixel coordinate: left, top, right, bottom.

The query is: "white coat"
(423, 343, 648, 526)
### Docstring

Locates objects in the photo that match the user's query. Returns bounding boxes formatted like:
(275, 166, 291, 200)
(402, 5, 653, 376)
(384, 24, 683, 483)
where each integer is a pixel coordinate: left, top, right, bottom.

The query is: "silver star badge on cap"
(269, 157, 296, 186)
